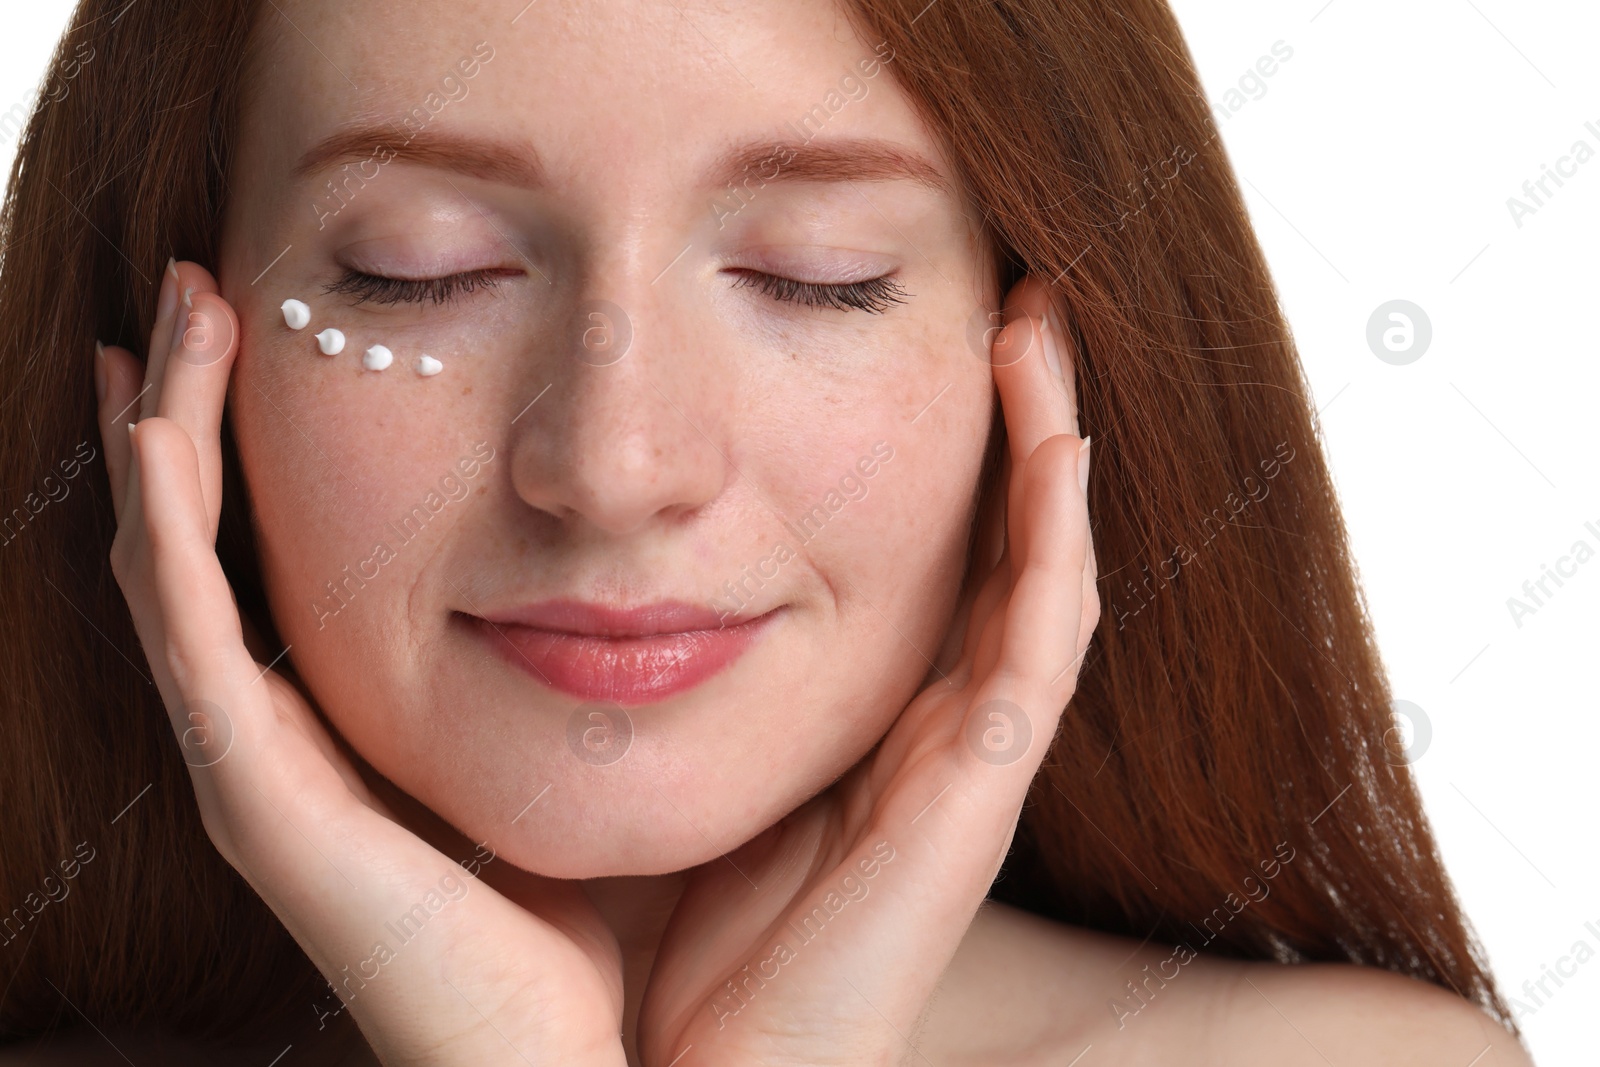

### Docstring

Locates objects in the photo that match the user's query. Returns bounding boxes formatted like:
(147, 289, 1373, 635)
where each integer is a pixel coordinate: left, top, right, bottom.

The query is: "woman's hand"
(96, 261, 630, 1067)
(636, 274, 1098, 1066)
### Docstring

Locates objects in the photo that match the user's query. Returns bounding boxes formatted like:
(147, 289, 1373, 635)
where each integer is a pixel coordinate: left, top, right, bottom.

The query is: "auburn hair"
(0, 0, 1517, 1050)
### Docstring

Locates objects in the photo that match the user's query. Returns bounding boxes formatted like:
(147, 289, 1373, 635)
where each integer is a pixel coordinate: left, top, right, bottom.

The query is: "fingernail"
(1040, 314, 1064, 386)
(182, 286, 193, 309)
(127, 421, 137, 440)
(1077, 436, 1092, 496)
(156, 259, 179, 324)
(94, 340, 107, 404)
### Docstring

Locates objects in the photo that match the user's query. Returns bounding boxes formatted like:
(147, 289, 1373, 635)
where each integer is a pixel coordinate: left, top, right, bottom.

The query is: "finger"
(990, 433, 1092, 710)
(1080, 476, 1101, 659)
(156, 288, 239, 532)
(129, 417, 261, 766)
(130, 414, 380, 862)
(966, 432, 1088, 702)
(1045, 298, 1081, 436)
(1079, 532, 1101, 668)
(954, 274, 1078, 675)
(138, 258, 179, 421)
(141, 261, 221, 421)
(991, 275, 1079, 480)
(966, 274, 1091, 688)
(113, 256, 184, 523)
(1023, 272, 1082, 433)
(96, 342, 145, 523)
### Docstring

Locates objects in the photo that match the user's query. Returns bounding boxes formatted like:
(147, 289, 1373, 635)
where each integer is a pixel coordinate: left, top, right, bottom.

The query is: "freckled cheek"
(801, 320, 989, 426)
(760, 327, 987, 537)
(796, 391, 984, 569)
(231, 322, 497, 573)
(774, 434, 902, 561)
(791, 435, 974, 649)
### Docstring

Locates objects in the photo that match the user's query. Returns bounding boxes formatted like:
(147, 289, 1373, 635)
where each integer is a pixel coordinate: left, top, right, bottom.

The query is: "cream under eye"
(323, 267, 518, 306)
(729, 270, 911, 314)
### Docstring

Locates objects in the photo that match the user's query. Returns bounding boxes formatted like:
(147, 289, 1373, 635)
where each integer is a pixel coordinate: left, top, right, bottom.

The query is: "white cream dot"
(315, 328, 345, 355)
(363, 345, 393, 371)
(281, 299, 311, 330)
(416, 355, 443, 377)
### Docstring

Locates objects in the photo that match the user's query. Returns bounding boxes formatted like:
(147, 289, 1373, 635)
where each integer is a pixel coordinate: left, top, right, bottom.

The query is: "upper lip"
(476, 598, 758, 638)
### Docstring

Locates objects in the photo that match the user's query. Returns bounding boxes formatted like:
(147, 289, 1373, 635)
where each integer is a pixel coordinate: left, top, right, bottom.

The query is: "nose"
(508, 283, 730, 536)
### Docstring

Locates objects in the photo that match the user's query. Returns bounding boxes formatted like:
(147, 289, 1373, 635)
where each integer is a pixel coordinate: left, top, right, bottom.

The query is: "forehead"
(240, 0, 954, 200)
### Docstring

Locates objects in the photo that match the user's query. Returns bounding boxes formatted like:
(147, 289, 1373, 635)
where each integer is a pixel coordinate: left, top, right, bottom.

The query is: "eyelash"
(729, 270, 910, 314)
(324, 267, 912, 315)
(323, 269, 509, 306)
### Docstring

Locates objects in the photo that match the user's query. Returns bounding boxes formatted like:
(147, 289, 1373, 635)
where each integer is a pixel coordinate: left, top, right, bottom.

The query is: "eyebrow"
(293, 126, 955, 198)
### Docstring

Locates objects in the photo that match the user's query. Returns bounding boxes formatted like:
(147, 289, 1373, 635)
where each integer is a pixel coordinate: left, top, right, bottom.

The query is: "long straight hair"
(0, 0, 1518, 1046)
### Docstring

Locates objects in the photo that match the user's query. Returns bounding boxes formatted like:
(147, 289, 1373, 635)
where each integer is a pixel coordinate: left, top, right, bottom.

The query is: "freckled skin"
(217, 0, 998, 879)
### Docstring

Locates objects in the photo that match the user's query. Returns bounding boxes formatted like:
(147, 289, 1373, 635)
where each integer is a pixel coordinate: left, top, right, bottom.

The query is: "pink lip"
(462, 598, 780, 706)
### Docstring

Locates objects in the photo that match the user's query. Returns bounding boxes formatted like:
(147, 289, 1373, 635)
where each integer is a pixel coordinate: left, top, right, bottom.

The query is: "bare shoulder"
(1221, 961, 1534, 1066)
(916, 900, 1534, 1067)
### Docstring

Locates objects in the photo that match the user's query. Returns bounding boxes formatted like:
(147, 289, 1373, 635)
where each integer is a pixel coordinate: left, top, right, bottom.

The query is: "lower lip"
(466, 609, 781, 706)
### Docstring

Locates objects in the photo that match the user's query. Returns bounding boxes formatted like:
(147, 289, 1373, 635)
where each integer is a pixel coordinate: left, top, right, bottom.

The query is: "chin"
(469, 793, 779, 880)
(389, 742, 796, 881)
(496, 832, 743, 880)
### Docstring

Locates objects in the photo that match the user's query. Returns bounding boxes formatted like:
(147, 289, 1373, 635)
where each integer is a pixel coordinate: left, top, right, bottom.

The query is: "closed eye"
(323, 266, 912, 314)
(323, 268, 519, 306)
(729, 270, 910, 314)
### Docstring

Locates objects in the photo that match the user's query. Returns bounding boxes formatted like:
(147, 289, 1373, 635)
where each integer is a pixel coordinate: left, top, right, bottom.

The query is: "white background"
(2, 1, 1593, 1062)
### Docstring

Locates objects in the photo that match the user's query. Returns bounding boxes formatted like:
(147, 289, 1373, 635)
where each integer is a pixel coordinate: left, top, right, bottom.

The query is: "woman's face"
(219, 0, 999, 878)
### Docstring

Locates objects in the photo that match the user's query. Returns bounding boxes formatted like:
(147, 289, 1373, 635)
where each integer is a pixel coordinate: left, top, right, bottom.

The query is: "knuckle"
(162, 641, 201, 693)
